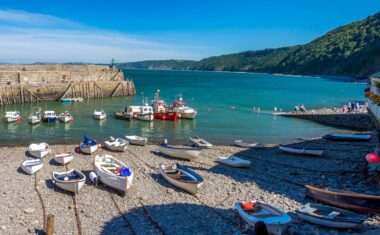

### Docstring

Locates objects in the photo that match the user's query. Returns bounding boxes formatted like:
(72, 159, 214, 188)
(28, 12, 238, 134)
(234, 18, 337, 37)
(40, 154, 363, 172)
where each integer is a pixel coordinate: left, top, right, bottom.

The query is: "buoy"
(365, 153, 380, 163)
(75, 147, 81, 153)
(89, 171, 98, 186)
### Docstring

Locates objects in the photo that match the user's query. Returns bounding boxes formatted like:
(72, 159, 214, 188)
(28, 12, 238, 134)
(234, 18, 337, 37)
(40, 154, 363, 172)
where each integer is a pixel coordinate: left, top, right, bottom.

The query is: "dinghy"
(28, 143, 51, 158)
(217, 156, 251, 168)
(125, 135, 147, 146)
(324, 133, 372, 142)
(104, 137, 129, 152)
(305, 185, 380, 213)
(54, 153, 74, 165)
(93, 110, 106, 120)
(4, 111, 21, 123)
(21, 158, 43, 175)
(158, 142, 201, 160)
(114, 111, 132, 120)
(296, 203, 367, 229)
(28, 112, 41, 125)
(43, 111, 57, 123)
(235, 200, 291, 235)
(58, 111, 73, 123)
(188, 137, 213, 148)
(279, 146, 324, 156)
(159, 163, 203, 194)
(93, 154, 134, 193)
(234, 140, 264, 148)
(52, 169, 86, 193)
(79, 135, 98, 154)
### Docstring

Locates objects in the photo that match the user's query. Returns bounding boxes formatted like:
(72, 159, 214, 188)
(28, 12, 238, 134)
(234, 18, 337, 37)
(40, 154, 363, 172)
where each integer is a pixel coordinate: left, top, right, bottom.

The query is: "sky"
(0, 0, 379, 63)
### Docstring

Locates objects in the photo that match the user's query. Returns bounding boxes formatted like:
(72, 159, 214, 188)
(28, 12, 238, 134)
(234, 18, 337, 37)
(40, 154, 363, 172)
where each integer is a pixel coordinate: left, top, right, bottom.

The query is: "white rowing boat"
(279, 146, 324, 156)
(93, 110, 106, 120)
(54, 153, 74, 165)
(28, 143, 51, 158)
(21, 158, 43, 175)
(58, 111, 73, 123)
(188, 137, 212, 148)
(217, 156, 251, 168)
(125, 135, 147, 146)
(234, 140, 264, 148)
(158, 144, 201, 160)
(52, 169, 86, 193)
(104, 137, 128, 152)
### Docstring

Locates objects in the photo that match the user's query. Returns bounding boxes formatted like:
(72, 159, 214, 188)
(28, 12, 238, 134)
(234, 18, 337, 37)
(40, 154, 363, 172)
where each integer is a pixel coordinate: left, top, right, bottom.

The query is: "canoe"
(235, 200, 291, 235)
(324, 133, 372, 142)
(159, 163, 203, 194)
(54, 153, 74, 165)
(94, 154, 134, 193)
(125, 135, 147, 146)
(79, 135, 98, 154)
(296, 203, 367, 229)
(189, 137, 213, 148)
(28, 143, 51, 158)
(158, 144, 201, 160)
(217, 156, 251, 168)
(52, 169, 86, 193)
(21, 158, 43, 175)
(234, 140, 264, 148)
(305, 185, 380, 213)
(104, 137, 129, 152)
(93, 110, 106, 120)
(279, 146, 324, 156)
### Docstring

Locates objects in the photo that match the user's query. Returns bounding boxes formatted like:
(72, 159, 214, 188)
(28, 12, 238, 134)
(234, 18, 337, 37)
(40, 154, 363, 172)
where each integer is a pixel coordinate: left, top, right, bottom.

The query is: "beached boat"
(79, 135, 98, 154)
(279, 146, 324, 156)
(52, 169, 86, 193)
(217, 156, 251, 168)
(296, 203, 367, 229)
(93, 154, 134, 193)
(104, 137, 128, 152)
(28, 143, 51, 158)
(158, 143, 201, 160)
(114, 110, 132, 120)
(234, 140, 264, 148)
(93, 110, 106, 120)
(43, 111, 57, 123)
(54, 153, 74, 165)
(305, 185, 380, 213)
(172, 96, 197, 119)
(159, 163, 203, 194)
(188, 137, 213, 148)
(235, 200, 291, 235)
(21, 158, 43, 175)
(58, 111, 73, 123)
(324, 133, 372, 142)
(4, 111, 21, 123)
(28, 112, 41, 125)
(125, 135, 147, 146)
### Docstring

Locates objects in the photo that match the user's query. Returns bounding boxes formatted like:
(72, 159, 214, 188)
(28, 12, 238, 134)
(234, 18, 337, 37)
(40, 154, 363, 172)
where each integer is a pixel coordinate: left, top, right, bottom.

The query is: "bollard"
(46, 214, 54, 235)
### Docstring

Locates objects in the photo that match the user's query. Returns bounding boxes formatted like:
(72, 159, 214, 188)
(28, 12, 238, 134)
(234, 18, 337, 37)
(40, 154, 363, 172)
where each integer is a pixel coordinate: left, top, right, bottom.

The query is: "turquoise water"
(0, 70, 366, 146)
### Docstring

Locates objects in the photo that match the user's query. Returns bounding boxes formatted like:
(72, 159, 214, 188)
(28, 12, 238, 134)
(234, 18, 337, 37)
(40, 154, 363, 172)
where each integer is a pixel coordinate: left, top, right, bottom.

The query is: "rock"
(27, 228, 34, 233)
(1, 225, 6, 230)
(24, 208, 35, 214)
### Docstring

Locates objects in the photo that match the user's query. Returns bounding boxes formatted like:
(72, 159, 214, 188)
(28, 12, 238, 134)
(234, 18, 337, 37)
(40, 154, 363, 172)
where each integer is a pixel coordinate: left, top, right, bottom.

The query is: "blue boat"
(43, 111, 57, 123)
(79, 134, 98, 154)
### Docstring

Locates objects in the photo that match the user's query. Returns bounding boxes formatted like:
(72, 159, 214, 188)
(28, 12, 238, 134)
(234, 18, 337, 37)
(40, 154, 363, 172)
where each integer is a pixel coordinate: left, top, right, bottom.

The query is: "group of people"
(293, 104, 306, 112)
(341, 101, 365, 113)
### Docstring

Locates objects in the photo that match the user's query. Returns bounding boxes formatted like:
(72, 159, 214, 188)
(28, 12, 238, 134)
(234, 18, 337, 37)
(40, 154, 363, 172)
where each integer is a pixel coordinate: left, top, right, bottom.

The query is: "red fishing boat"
(152, 90, 180, 121)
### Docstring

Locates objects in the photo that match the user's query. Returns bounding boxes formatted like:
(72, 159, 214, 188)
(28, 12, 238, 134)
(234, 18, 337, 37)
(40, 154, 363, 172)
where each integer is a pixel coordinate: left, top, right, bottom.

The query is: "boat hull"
(28, 117, 41, 124)
(159, 169, 200, 194)
(58, 116, 72, 123)
(21, 159, 43, 175)
(324, 134, 372, 142)
(135, 113, 154, 121)
(5, 117, 20, 123)
(296, 212, 361, 229)
(279, 146, 324, 156)
(28, 143, 51, 158)
(154, 112, 179, 121)
(178, 111, 197, 119)
(234, 140, 263, 148)
(158, 145, 201, 160)
(80, 145, 98, 154)
(43, 117, 57, 123)
(217, 156, 251, 168)
(125, 136, 147, 146)
(52, 170, 86, 193)
(54, 153, 74, 165)
(114, 112, 132, 120)
(104, 140, 128, 152)
(189, 137, 212, 148)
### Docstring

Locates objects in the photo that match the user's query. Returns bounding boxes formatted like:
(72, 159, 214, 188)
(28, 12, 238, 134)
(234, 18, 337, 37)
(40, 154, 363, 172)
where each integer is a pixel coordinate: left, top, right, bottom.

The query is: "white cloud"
(0, 9, 202, 63)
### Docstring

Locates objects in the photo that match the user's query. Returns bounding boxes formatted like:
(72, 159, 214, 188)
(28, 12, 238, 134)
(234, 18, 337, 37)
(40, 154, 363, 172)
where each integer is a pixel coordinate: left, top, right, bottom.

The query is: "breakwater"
(0, 64, 135, 105)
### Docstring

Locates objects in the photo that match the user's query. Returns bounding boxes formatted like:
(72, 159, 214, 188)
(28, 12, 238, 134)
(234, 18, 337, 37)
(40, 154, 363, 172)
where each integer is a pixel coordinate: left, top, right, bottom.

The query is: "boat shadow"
(48, 158, 61, 166)
(44, 179, 74, 196)
(149, 173, 192, 194)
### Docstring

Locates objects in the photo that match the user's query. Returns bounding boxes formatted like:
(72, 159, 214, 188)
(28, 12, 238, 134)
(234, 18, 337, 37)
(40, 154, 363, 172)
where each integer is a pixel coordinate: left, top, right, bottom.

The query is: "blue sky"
(0, 0, 379, 63)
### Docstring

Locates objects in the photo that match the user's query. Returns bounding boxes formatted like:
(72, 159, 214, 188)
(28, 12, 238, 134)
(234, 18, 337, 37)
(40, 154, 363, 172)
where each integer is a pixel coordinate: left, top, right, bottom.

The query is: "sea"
(0, 69, 366, 146)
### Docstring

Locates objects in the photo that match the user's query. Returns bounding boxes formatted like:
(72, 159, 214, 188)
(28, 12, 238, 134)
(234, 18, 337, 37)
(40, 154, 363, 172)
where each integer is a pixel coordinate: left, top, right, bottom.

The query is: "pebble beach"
(1, 136, 380, 235)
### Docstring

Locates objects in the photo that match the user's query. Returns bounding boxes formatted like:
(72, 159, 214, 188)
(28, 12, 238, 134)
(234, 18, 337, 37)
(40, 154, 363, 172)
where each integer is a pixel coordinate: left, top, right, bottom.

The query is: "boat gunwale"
(306, 185, 380, 199)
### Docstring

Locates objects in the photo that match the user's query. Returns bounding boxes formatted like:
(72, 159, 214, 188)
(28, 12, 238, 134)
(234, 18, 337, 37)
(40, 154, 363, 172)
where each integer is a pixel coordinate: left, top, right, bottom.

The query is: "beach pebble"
(1, 225, 6, 230)
(23, 208, 35, 214)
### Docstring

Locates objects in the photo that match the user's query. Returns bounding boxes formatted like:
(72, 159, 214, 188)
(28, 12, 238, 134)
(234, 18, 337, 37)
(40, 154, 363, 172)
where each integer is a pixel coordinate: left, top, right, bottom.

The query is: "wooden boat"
(296, 203, 367, 229)
(21, 158, 43, 175)
(172, 96, 197, 119)
(79, 135, 98, 154)
(158, 144, 201, 160)
(54, 153, 74, 165)
(28, 143, 51, 158)
(234, 140, 264, 148)
(93, 110, 106, 120)
(43, 111, 57, 123)
(104, 137, 128, 152)
(93, 154, 134, 193)
(58, 111, 73, 123)
(52, 169, 86, 193)
(324, 133, 372, 142)
(235, 200, 291, 235)
(125, 135, 147, 146)
(217, 156, 251, 168)
(305, 185, 380, 213)
(28, 112, 41, 125)
(114, 111, 132, 120)
(279, 146, 324, 156)
(4, 111, 21, 123)
(159, 163, 203, 194)
(189, 137, 213, 148)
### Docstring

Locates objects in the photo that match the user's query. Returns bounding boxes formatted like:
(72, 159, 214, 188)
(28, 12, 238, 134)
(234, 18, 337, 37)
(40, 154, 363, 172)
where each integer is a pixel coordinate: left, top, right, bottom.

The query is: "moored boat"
(52, 169, 86, 193)
(296, 203, 367, 229)
(158, 142, 201, 160)
(79, 135, 98, 154)
(58, 111, 73, 123)
(104, 137, 128, 152)
(28, 111, 41, 125)
(114, 110, 132, 120)
(235, 200, 291, 235)
(54, 153, 74, 165)
(43, 111, 57, 123)
(324, 133, 372, 142)
(125, 135, 147, 146)
(93, 110, 106, 120)
(279, 146, 324, 156)
(152, 90, 179, 121)
(217, 156, 251, 168)
(159, 163, 204, 194)
(305, 185, 380, 213)
(134, 104, 154, 121)
(93, 154, 134, 194)
(4, 111, 21, 123)
(21, 158, 43, 175)
(28, 143, 51, 158)
(172, 96, 197, 119)
(188, 137, 212, 148)
(234, 140, 264, 148)
(153, 112, 179, 121)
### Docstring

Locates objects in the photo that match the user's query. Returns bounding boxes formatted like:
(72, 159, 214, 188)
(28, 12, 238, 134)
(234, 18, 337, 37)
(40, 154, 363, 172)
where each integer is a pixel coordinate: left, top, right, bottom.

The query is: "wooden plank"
(0, 90, 3, 105)
(23, 88, 44, 102)
(111, 82, 122, 97)
(58, 82, 74, 100)
(21, 86, 24, 103)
